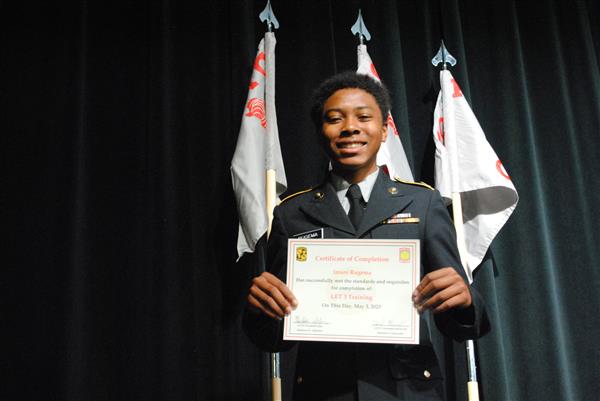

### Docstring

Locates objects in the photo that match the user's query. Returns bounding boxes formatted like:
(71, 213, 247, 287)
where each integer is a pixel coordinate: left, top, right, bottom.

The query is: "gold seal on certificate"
(283, 239, 420, 344)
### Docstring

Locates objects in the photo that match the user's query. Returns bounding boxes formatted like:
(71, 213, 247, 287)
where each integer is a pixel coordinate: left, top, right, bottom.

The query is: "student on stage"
(244, 71, 490, 401)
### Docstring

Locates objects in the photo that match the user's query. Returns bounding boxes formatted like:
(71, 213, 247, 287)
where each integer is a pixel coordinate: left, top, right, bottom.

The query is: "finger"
(413, 270, 458, 303)
(247, 293, 282, 320)
(252, 276, 297, 314)
(418, 282, 464, 310)
(258, 273, 299, 307)
(248, 286, 289, 318)
(412, 267, 453, 301)
(250, 285, 292, 316)
(418, 283, 472, 314)
(431, 288, 472, 314)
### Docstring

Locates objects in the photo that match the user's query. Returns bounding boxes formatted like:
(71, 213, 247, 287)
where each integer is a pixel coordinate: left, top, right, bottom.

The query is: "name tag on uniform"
(292, 228, 324, 239)
(383, 213, 420, 225)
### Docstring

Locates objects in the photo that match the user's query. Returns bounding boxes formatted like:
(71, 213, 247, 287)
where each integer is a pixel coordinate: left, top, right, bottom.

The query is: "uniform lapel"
(299, 182, 356, 236)
(356, 171, 414, 238)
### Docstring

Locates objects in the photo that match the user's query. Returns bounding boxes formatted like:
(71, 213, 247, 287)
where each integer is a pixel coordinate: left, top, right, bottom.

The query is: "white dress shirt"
(329, 168, 379, 214)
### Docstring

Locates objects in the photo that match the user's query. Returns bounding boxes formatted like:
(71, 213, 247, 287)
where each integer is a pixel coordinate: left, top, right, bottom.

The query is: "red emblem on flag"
(254, 52, 266, 76)
(370, 63, 380, 80)
(496, 160, 511, 180)
(245, 98, 266, 128)
(451, 79, 463, 98)
(437, 117, 445, 143)
(387, 114, 399, 137)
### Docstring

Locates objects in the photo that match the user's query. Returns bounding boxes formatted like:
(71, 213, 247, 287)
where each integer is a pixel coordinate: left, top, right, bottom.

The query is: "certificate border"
(283, 238, 420, 344)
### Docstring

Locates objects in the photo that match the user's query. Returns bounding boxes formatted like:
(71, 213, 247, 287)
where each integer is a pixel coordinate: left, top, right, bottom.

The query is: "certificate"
(283, 239, 420, 344)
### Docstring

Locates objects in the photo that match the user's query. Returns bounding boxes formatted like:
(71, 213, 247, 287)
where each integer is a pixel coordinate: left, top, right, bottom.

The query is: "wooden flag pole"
(265, 168, 282, 401)
(433, 41, 481, 401)
(451, 192, 480, 401)
(260, 2, 283, 400)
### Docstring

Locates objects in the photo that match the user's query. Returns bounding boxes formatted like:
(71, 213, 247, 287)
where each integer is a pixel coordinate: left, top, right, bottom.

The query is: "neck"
(332, 165, 378, 184)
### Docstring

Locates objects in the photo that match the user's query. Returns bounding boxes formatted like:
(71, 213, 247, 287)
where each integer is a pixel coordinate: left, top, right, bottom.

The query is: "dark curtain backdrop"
(2, 1, 599, 400)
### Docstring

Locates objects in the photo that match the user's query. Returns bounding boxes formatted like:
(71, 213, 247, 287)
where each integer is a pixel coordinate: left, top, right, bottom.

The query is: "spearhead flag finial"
(351, 9, 371, 44)
(431, 40, 457, 69)
(259, 0, 280, 31)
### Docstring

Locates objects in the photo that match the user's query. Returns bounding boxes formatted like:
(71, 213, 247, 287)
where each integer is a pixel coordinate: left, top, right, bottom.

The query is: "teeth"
(339, 142, 364, 149)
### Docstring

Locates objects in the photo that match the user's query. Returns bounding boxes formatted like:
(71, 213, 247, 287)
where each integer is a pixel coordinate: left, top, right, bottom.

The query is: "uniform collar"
(330, 168, 379, 204)
(300, 170, 414, 237)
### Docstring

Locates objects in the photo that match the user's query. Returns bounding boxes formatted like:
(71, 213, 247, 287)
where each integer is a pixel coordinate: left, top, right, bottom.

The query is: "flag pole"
(260, 3, 283, 401)
(351, 10, 414, 182)
(432, 41, 480, 401)
(266, 166, 281, 401)
(266, 167, 281, 401)
(451, 193, 480, 401)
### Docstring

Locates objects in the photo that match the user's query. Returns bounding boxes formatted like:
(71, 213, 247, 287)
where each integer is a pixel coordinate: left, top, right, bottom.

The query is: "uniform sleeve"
(423, 190, 490, 341)
(242, 207, 296, 352)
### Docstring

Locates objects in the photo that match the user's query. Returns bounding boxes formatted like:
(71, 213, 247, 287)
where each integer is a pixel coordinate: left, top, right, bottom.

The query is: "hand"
(247, 272, 299, 320)
(412, 267, 472, 314)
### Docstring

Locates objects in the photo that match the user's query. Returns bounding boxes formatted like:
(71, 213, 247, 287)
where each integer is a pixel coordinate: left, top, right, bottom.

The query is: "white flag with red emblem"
(357, 44, 413, 181)
(231, 33, 287, 260)
(433, 70, 518, 278)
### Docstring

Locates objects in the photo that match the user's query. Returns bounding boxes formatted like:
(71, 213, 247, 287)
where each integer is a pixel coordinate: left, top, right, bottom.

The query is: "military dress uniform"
(244, 170, 490, 401)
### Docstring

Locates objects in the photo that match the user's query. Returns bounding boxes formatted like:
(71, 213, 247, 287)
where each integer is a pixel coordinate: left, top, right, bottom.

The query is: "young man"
(244, 72, 490, 401)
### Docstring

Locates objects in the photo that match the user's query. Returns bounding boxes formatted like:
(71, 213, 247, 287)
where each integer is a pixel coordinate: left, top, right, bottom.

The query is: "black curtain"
(2, 1, 599, 400)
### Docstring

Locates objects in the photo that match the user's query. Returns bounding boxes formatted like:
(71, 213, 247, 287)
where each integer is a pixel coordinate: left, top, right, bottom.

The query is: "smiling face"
(321, 88, 387, 183)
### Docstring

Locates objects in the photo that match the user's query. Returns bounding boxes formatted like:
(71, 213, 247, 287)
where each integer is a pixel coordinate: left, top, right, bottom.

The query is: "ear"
(381, 121, 388, 143)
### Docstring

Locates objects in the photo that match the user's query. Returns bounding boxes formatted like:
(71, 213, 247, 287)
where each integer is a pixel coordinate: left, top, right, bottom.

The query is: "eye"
(324, 115, 342, 123)
(358, 114, 372, 121)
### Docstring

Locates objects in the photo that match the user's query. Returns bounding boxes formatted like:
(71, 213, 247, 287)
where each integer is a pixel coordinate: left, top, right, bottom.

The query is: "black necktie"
(347, 184, 365, 229)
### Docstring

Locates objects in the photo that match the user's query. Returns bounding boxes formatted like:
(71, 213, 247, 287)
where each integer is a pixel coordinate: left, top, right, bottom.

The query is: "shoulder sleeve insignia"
(393, 176, 434, 190)
(280, 187, 314, 204)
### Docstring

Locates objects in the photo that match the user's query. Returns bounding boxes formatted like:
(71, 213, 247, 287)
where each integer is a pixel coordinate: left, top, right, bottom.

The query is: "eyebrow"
(324, 106, 374, 113)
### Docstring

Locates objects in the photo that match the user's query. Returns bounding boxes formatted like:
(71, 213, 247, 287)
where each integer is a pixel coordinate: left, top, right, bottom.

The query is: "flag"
(357, 44, 413, 181)
(433, 69, 518, 279)
(231, 32, 287, 260)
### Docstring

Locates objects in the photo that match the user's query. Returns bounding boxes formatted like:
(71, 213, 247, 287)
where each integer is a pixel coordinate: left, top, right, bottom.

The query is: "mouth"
(337, 141, 366, 150)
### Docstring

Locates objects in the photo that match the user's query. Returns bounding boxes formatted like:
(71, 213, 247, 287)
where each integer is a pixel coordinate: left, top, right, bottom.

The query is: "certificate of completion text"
(283, 239, 420, 344)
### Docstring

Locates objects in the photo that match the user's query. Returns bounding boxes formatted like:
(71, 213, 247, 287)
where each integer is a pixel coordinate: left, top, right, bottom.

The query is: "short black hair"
(310, 71, 391, 131)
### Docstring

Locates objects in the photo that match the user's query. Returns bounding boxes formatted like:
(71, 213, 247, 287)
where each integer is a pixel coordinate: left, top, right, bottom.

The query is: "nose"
(341, 116, 360, 136)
